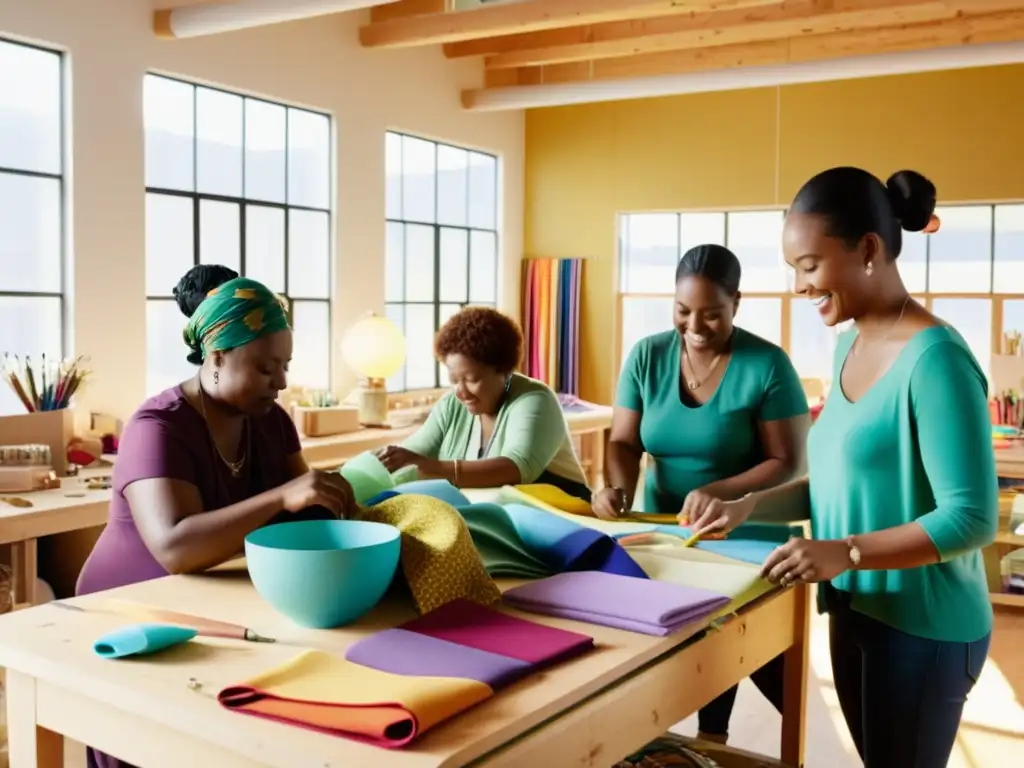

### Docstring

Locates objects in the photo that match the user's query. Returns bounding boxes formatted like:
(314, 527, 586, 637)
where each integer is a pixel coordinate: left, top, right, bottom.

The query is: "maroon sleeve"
(112, 413, 199, 496)
(271, 404, 302, 456)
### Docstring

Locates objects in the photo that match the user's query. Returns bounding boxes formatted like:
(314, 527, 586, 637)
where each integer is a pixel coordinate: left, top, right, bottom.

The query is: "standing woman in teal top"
(594, 244, 810, 743)
(691, 167, 998, 767)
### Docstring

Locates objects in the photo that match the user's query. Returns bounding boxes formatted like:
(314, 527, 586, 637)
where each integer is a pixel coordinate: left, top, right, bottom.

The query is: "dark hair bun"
(173, 264, 239, 365)
(172, 264, 239, 319)
(885, 170, 936, 233)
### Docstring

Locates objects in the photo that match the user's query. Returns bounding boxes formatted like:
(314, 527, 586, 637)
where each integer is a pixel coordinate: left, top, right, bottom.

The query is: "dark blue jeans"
(827, 589, 989, 767)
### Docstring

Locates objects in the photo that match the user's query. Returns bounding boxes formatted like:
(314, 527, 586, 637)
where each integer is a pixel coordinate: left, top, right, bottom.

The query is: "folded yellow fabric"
(355, 494, 501, 614)
(513, 483, 593, 515)
(628, 549, 774, 621)
(217, 649, 492, 748)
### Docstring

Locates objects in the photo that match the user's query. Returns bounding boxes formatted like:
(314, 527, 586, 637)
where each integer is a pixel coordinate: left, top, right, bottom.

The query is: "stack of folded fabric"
(218, 599, 594, 748)
(367, 479, 648, 581)
(503, 571, 731, 637)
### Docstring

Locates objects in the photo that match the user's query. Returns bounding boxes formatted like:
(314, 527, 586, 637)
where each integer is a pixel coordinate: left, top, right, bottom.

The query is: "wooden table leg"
(5, 669, 64, 768)
(780, 582, 810, 767)
(9, 539, 38, 607)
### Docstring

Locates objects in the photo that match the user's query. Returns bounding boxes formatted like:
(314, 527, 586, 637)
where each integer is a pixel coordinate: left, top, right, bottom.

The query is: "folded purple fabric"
(502, 571, 731, 637)
(344, 628, 530, 689)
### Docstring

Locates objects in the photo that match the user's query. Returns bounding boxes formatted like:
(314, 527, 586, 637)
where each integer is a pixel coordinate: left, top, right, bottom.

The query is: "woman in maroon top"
(77, 268, 355, 768)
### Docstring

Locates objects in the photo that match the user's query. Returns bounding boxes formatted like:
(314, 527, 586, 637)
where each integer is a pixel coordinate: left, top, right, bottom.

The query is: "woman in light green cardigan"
(376, 307, 590, 498)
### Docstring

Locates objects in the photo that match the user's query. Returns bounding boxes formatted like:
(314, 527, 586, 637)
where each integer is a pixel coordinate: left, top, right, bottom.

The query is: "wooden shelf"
(992, 592, 1024, 609)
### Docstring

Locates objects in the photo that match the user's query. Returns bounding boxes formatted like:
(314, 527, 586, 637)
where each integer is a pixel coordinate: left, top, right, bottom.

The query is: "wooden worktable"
(2, 407, 613, 605)
(0, 568, 808, 768)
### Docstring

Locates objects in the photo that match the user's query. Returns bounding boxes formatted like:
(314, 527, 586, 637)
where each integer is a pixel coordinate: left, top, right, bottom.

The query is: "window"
(384, 131, 499, 391)
(0, 40, 64, 416)
(143, 74, 332, 395)
(618, 203, 1024, 389)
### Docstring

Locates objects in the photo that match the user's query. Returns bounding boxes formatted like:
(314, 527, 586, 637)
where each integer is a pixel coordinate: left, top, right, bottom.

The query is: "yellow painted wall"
(525, 64, 1024, 404)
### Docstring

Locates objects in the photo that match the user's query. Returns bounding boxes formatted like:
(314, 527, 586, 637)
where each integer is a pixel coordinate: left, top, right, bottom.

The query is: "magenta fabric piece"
(400, 598, 593, 666)
(345, 628, 531, 689)
(502, 571, 731, 637)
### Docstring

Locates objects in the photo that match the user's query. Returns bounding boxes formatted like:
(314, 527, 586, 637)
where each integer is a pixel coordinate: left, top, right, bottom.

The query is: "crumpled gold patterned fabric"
(355, 494, 501, 614)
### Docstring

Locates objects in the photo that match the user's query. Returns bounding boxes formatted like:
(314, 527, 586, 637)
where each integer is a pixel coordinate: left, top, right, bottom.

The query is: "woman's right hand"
(687, 493, 756, 536)
(278, 470, 356, 518)
(592, 487, 626, 521)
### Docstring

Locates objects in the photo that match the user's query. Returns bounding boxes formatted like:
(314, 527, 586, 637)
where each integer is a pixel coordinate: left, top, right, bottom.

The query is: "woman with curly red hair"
(376, 306, 589, 498)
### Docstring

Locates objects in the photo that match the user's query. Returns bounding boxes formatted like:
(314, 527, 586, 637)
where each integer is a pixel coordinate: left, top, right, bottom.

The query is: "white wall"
(0, 0, 525, 421)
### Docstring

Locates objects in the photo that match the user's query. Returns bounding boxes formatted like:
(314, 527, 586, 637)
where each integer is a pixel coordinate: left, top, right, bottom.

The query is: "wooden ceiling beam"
(154, 0, 397, 38)
(370, 0, 448, 23)
(359, 0, 786, 49)
(467, 8, 1024, 94)
(481, 0, 957, 70)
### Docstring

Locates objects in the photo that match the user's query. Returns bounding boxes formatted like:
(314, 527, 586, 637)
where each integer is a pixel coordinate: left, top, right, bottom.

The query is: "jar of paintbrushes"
(0, 354, 88, 477)
(2, 353, 89, 413)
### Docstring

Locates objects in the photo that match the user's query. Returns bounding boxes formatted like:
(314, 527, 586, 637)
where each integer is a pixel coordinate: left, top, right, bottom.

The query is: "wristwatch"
(844, 536, 861, 569)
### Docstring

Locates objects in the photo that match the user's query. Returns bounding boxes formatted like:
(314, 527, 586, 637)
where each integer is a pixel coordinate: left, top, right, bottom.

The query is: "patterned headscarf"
(183, 277, 290, 361)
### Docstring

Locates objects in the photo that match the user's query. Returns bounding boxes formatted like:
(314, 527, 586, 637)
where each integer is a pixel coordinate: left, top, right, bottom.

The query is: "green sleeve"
(615, 339, 646, 412)
(400, 396, 451, 459)
(498, 391, 567, 483)
(759, 348, 810, 421)
(911, 342, 999, 561)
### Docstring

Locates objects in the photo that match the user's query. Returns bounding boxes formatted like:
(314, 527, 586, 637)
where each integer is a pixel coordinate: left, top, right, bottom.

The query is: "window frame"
(143, 73, 334, 393)
(384, 130, 500, 392)
(0, 38, 67, 356)
(616, 203, 1024, 391)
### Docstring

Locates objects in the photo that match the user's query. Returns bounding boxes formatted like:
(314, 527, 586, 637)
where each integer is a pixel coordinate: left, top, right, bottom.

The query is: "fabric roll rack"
(521, 258, 583, 396)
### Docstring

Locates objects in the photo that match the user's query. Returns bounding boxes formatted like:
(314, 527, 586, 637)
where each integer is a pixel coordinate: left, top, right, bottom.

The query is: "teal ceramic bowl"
(245, 520, 401, 629)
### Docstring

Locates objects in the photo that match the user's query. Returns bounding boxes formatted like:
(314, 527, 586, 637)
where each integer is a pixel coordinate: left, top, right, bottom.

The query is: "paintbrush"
(52, 599, 275, 643)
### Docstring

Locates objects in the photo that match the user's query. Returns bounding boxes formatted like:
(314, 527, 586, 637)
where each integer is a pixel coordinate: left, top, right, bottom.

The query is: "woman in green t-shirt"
(691, 167, 997, 767)
(376, 306, 589, 498)
(594, 244, 810, 743)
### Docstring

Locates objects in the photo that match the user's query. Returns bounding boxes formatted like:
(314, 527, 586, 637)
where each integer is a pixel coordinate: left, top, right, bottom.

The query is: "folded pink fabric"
(502, 571, 731, 636)
(399, 598, 594, 665)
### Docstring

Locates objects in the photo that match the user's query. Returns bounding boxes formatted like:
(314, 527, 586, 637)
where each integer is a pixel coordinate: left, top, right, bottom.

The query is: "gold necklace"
(197, 378, 248, 478)
(851, 295, 911, 357)
(682, 344, 723, 391)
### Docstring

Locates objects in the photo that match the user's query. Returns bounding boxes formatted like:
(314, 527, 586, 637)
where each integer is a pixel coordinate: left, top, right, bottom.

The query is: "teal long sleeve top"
(808, 326, 998, 643)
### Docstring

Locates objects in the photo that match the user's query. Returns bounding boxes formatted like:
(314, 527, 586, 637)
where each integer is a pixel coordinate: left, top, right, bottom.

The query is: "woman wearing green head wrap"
(78, 273, 355, 614)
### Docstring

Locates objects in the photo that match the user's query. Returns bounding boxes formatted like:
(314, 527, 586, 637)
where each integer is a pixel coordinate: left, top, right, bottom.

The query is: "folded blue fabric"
(393, 479, 471, 508)
(386, 479, 645, 579)
(93, 623, 197, 659)
(458, 502, 647, 580)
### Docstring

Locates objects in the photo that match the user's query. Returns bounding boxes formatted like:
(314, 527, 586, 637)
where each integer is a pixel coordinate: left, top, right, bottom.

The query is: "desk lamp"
(340, 313, 406, 426)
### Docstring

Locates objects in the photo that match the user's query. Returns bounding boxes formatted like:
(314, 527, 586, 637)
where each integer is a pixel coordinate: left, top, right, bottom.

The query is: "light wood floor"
(59, 608, 1024, 768)
(672, 606, 1024, 767)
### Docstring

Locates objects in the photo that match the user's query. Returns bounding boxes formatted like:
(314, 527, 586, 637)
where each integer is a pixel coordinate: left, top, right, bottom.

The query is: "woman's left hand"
(761, 538, 851, 586)
(375, 445, 426, 472)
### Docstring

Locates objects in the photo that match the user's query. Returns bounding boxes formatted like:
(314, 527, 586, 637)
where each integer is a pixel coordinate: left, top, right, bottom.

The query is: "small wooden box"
(293, 406, 361, 437)
(0, 408, 75, 476)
